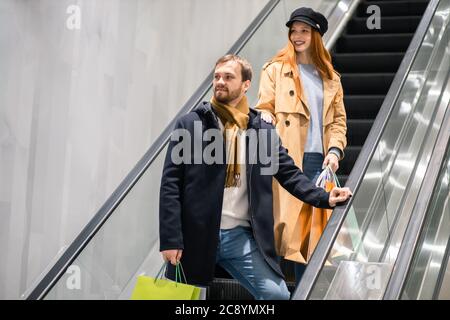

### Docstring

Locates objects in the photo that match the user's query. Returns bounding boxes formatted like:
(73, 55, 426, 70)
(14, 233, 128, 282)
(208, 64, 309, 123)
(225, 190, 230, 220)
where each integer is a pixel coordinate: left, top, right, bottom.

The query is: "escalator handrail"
(292, 0, 442, 300)
(25, 0, 282, 300)
(383, 89, 450, 300)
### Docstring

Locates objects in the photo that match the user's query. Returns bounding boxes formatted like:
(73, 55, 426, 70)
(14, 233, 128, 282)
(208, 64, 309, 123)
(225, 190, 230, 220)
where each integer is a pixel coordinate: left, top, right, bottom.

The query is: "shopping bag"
(286, 166, 367, 265)
(325, 168, 367, 265)
(304, 166, 336, 261)
(284, 167, 334, 263)
(131, 262, 201, 300)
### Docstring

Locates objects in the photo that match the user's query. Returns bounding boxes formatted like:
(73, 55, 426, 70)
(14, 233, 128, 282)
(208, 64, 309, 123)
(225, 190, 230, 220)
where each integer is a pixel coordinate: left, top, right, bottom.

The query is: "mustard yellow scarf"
(210, 96, 249, 188)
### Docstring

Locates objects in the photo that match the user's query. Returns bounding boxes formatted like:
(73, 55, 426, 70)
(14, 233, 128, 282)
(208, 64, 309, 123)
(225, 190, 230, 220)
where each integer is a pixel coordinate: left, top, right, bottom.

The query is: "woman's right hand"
(261, 111, 274, 124)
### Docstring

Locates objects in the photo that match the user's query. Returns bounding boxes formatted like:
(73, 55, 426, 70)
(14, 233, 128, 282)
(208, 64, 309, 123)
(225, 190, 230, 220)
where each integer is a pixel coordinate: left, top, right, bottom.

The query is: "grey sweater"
(299, 63, 324, 155)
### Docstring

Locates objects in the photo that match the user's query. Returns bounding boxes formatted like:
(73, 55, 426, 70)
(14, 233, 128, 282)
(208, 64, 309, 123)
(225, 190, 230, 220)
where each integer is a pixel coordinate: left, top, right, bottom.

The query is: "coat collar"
(194, 101, 261, 129)
(281, 62, 340, 117)
(193, 101, 261, 170)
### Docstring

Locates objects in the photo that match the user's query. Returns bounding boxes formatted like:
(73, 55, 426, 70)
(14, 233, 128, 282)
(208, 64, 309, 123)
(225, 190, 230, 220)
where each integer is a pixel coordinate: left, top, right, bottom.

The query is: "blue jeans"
(216, 226, 290, 300)
(295, 152, 324, 285)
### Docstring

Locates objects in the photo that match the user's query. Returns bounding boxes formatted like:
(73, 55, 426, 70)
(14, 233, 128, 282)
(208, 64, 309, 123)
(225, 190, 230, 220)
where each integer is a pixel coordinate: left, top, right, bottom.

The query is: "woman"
(255, 7, 347, 285)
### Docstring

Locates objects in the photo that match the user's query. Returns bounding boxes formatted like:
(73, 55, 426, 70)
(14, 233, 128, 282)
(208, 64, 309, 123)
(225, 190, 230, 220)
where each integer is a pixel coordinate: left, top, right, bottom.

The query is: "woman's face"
(289, 21, 312, 54)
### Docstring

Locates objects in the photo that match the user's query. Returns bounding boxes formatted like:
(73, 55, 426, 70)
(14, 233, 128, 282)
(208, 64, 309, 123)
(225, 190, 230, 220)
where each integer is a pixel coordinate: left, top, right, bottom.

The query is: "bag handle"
(329, 166, 341, 188)
(153, 262, 188, 287)
(154, 263, 167, 283)
(150, 262, 189, 287)
(175, 262, 188, 286)
(316, 165, 335, 188)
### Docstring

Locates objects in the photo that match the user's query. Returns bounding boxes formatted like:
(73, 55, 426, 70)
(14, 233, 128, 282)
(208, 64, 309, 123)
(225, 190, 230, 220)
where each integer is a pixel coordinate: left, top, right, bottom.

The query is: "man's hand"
(323, 153, 339, 172)
(161, 249, 183, 266)
(261, 111, 275, 124)
(329, 187, 352, 207)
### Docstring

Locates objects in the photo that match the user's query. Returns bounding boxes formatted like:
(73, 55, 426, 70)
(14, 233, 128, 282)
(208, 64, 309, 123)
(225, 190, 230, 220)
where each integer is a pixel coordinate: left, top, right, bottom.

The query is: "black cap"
(286, 7, 328, 36)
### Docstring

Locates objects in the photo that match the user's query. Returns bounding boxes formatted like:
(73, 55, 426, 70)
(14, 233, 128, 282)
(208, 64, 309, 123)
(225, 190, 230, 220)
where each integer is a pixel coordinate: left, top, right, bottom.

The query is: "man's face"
(213, 60, 250, 105)
(289, 21, 312, 54)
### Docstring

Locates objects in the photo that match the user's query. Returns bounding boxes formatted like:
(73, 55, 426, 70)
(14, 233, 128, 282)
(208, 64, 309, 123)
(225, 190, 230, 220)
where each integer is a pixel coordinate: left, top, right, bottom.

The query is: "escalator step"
(335, 33, 414, 53)
(207, 278, 296, 300)
(207, 278, 254, 300)
(339, 146, 363, 176)
(344, 95, 384, 119)
(341, 73, 395, 95)
(333, 52, 404, 73)
(214, 264, 233, 279)
(346, 119, 374, 146)
(336, 174, 349, 187)
(356, 1, 429, 17)
(280, 258, 296, 282)
(346, 16, 422, 34)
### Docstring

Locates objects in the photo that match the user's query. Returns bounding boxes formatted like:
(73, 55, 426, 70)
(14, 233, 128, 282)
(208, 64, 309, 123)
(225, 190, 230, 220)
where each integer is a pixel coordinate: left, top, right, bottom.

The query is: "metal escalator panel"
(42, 143, 167, 300)
(293, 0, 450, 300)
(400, 144, 450, 300)
(382, 89, 450, 300)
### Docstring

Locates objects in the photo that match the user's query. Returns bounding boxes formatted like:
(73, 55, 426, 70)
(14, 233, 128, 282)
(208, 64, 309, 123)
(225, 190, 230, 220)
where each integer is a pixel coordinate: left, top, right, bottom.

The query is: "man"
(159, 54, 352, 300)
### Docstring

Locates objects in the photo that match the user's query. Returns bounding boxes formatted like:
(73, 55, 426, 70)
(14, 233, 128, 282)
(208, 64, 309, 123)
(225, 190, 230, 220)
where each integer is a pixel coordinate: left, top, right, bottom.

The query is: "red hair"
(270, 28, 336, 98)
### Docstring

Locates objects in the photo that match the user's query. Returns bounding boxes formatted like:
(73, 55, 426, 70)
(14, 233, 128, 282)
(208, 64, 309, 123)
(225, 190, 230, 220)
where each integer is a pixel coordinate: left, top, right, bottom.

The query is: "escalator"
(209, 0, 435, 299)
(294, 0, 449, 300)
(333, 0, 429, 187)
(25, 0, 449, 300)
(25, 0, 315, 300)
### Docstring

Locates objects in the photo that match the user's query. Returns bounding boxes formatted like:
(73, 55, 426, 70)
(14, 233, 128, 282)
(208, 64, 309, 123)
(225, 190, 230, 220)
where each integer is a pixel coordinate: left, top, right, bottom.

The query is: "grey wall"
(0, 0, 268, 299)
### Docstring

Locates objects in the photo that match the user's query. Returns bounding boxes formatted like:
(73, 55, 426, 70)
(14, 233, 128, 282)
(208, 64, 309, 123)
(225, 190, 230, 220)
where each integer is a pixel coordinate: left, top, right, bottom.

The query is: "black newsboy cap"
(286, 7, 328, 36)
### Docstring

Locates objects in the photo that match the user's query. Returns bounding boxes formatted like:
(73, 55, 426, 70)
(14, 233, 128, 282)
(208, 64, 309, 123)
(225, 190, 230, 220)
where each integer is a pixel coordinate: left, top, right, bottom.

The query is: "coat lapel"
(281, 63, 310, 116)
(246, 110, 259, 175)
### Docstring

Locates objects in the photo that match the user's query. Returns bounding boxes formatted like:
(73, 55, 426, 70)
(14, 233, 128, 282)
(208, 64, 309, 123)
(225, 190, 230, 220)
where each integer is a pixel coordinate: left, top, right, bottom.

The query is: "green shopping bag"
(131, 262, 201, 300)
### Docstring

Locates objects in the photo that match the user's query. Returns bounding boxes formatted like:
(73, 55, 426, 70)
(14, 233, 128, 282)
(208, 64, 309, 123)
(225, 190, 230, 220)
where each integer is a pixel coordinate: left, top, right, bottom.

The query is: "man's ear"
(243, 80, 251, 93)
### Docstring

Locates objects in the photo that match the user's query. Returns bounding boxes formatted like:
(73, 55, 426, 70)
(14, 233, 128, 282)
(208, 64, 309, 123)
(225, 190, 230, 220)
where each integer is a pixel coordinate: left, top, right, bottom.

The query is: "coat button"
(289, 90, 295, 96)
(285, 120, 290, 127)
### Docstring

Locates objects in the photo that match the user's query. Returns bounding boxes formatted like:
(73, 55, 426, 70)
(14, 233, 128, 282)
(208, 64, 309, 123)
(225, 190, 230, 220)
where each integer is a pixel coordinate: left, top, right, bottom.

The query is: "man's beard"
(214, 86, 242, 104)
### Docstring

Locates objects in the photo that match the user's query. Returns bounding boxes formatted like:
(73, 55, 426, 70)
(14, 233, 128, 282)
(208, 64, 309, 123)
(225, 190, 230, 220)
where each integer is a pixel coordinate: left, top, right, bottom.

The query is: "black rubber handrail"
(292, 0, 441, 300)
(26, 0, 281, 300)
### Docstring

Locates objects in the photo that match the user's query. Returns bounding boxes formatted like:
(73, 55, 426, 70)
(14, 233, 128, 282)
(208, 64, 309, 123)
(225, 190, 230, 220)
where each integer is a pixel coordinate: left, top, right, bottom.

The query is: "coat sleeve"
(159, 118, 185, 251)
(327, 82, 347, 159)
(255, 63, 276, 122)
(271, 130, 332, 209)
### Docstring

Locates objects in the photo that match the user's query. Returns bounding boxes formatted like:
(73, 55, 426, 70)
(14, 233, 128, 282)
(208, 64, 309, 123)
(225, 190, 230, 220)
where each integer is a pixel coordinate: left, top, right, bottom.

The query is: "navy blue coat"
(159, 102, 332, 286)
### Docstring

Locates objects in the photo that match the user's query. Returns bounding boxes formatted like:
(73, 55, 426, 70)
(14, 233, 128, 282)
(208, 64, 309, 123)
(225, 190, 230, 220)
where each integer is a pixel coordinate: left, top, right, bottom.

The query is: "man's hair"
(215, 54, 253, 82)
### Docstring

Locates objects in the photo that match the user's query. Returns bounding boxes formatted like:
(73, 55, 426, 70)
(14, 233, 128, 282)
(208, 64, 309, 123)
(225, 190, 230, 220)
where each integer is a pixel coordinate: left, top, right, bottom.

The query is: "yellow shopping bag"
(131, 262, 201, 300)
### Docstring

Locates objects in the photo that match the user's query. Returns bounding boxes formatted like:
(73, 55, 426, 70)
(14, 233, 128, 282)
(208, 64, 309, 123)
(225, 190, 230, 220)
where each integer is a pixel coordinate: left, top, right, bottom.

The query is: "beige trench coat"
(256, 61, 347, 263)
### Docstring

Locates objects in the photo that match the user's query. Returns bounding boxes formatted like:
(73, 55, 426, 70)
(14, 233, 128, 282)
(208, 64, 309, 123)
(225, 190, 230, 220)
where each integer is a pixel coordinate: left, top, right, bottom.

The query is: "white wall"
(0, 0, 268, 299)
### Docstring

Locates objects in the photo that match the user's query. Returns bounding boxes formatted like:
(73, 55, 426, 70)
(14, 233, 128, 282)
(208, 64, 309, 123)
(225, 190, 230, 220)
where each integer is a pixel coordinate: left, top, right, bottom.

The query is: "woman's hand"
(323, 153, 339, 172)
(261, 111, 275, 124)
